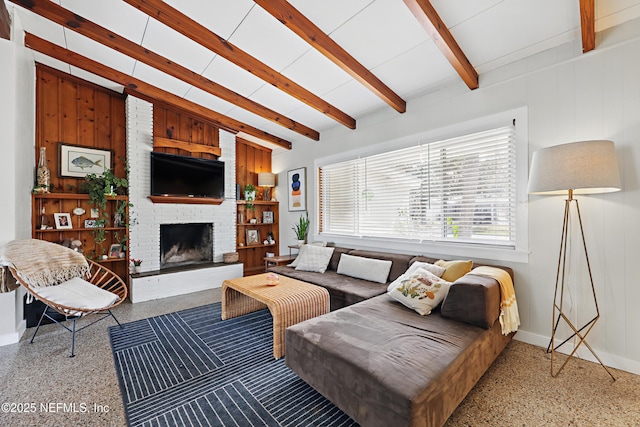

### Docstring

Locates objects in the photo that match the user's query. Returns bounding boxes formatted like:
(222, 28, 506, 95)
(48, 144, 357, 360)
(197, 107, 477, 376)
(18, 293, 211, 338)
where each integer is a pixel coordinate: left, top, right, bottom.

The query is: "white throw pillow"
(404, 261, 446, 278)
(288, 242, 330, 268)
(293, 245, 335, 273)
(336, 254, 392, 284)
(36, 277, 120, 314)
(387, 268, 451, 315)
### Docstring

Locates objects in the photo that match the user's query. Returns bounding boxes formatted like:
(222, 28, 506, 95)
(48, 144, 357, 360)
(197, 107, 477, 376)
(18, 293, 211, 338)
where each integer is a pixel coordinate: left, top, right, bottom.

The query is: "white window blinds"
(319, 125, 517, 247)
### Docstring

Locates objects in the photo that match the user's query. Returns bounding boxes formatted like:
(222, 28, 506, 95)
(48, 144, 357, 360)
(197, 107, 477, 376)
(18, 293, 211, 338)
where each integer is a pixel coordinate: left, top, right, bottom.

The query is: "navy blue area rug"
(109, 303, 357, 427)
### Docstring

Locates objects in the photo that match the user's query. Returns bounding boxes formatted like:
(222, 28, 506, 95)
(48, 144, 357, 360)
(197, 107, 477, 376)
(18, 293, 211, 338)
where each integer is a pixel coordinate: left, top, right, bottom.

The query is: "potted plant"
(292, 212, 309, 246)
(130, 258, 142, 274)
(244, 184, 257, 211)
(82, 168, 131, 257)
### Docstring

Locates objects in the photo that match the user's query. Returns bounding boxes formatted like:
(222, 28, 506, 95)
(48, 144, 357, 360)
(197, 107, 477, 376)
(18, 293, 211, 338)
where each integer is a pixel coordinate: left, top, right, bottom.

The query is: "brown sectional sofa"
(268, 248, 418, 310)
(269, 247, 515, 427)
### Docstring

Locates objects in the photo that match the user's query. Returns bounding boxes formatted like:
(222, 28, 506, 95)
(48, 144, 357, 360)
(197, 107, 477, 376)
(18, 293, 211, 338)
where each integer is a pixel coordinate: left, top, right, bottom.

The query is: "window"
(319, 125, 517, 248)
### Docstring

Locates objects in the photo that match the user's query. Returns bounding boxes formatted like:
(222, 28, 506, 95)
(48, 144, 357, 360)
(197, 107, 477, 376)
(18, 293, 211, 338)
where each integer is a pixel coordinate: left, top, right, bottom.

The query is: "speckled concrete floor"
(0, 290, 638, 427)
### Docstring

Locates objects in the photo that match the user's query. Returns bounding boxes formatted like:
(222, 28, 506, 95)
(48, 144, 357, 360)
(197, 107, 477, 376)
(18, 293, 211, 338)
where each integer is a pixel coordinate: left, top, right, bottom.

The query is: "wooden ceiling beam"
(403, 0, 478, 90)
(23, 33, 292, 150)
(254, 0, 406, 113)
(580, 0, 595, 53)
(0, 1, 11, 40)
(10, 0, 319, 141)
(122, 0, 356, 129)
(123, 87, 237, 136)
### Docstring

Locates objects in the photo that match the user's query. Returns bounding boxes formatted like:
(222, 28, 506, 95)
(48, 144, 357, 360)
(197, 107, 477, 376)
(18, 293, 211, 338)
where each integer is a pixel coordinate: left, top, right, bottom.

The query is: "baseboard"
(514, 330, 640, 376)
(0, 319, 26, 346)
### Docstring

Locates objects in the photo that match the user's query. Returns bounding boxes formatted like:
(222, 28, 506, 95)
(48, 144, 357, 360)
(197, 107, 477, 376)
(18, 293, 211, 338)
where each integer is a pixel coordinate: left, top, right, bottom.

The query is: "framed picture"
(263, 211, 274, 224)
(84, 219, 97, 228)
(54, 213, 72, 229)
(108, 244, 122, 258)
(246, 229, 260, 246)
(287, 167, 306, 211)
(59, 143, 112, 178)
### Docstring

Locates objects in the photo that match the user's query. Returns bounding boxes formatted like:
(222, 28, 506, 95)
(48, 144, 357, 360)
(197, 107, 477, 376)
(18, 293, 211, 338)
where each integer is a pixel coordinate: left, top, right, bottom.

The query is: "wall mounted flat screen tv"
(151, 152, 225, 199)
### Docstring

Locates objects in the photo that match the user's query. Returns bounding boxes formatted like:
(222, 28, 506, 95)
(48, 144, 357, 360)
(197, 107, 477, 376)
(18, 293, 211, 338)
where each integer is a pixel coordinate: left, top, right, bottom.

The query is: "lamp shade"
(528, 140, 621, 195)
(258, 172, 276, 187)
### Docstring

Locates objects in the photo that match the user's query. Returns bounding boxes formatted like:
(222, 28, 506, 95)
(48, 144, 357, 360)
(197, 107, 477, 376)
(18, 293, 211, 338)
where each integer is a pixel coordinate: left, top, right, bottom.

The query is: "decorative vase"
(133, 266, 141, 274)
(297, 239, 306, 247)
(36, 146, 50, 191)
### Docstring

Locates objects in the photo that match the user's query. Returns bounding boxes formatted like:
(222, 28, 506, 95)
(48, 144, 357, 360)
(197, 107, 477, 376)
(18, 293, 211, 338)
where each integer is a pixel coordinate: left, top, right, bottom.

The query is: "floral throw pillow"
(387, 268, 451, 315)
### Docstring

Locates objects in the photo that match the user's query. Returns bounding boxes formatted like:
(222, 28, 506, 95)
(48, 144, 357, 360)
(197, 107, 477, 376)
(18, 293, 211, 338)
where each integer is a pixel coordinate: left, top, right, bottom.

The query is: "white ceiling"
(7, 0, 640, 154)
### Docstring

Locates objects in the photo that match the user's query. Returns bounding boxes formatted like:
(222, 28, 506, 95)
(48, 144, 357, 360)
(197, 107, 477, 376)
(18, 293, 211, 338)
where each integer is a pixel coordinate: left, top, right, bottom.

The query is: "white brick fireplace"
(125, 96, 242, 302)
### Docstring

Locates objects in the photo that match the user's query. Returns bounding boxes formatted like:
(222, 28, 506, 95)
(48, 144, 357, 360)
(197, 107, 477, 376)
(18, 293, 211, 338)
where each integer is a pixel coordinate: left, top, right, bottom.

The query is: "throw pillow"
(287, 242, 330, 268)
(435, 259, 473, 282)
(405, 261, 446, 278)
(293, 245, 335, 273)
(387, 268, 451, 315)
(385, 261, 447, 297)
(336, 254, 393, 284)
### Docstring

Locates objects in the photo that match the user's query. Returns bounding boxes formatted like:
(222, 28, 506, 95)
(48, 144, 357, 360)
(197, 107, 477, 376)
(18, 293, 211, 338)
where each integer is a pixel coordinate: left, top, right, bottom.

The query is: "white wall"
(274, 19, 640, 374)
(0, 10, 36, 344)
(0, 20, 33, 241)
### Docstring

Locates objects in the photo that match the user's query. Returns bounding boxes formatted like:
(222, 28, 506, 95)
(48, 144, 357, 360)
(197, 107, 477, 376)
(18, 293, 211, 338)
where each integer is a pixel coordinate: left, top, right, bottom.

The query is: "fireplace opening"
(160, 223, 213, 269)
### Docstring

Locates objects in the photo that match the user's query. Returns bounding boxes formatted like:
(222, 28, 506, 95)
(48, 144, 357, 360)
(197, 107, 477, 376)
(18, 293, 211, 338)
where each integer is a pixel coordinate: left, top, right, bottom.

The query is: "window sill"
(317, 233, 529, 264)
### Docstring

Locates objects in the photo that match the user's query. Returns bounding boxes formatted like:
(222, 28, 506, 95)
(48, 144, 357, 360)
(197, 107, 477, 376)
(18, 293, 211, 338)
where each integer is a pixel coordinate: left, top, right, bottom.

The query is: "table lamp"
(258, 172, 276, 201)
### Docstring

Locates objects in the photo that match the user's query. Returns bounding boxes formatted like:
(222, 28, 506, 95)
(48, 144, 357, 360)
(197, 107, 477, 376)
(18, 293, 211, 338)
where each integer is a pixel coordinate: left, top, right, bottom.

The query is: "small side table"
(264, 254, 297, 270)
(288, 245, 301, 256)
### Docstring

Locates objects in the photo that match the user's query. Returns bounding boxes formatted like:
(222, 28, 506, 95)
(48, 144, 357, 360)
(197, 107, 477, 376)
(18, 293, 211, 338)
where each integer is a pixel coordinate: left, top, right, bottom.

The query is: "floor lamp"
(528, 140, 620, 380)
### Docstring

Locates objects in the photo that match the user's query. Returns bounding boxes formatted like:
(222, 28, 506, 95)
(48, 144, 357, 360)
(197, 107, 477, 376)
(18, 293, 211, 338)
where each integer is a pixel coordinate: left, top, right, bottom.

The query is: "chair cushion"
(35, 277, 120, 312)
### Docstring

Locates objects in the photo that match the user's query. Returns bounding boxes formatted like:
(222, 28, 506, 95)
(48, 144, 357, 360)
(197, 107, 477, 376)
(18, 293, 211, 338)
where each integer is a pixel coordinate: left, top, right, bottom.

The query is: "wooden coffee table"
(221, 273, 329, 359)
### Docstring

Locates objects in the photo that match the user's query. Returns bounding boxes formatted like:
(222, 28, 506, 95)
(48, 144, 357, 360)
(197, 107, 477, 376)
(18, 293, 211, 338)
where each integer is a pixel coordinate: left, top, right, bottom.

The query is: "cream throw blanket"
(0, 239, 89, 288)
(471, 266, 520, 335)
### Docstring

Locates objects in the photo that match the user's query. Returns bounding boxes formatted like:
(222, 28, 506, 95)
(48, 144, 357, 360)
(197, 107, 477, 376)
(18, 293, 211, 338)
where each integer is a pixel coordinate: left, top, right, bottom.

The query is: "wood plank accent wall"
(36, 64, 126, 192)
(153, 101, 220, 159)
(235, 137, 272, 189)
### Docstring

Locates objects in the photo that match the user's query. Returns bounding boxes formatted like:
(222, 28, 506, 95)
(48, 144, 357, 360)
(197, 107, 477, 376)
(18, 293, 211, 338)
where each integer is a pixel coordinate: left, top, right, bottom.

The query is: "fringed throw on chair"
(0, 239, 127, 357)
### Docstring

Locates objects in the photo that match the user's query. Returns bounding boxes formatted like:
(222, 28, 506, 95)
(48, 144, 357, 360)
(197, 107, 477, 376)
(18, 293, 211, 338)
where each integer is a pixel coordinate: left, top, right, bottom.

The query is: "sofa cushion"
(347, 250, 413, 282)
(387, 268, 451, 315)
(440, 273, 501, 329)
(328, 247, 353, 271)
(435, 259, 473, 282)
(266, 266, 387, 310)
(292, 245, 335, 273)
(337, 254, 392, 284)
(409, 255, 439, 266)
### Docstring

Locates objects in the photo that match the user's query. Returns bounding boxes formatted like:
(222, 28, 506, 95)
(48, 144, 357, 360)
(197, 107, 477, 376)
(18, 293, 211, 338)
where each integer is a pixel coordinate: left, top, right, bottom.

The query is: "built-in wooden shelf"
(236, 243, 277, 250)
(148, 195, 224, 205)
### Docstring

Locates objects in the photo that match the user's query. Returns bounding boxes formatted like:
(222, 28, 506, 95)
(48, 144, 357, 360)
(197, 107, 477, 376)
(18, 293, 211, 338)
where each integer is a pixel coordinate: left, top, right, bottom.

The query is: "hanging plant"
(81, 168, 131, 256)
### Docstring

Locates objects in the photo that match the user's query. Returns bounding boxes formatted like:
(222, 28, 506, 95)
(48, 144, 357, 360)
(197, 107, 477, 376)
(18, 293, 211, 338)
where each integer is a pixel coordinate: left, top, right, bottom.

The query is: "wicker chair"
(9, 258, 128, 357)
